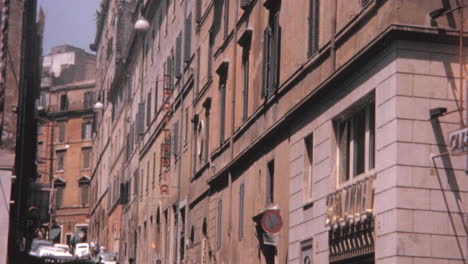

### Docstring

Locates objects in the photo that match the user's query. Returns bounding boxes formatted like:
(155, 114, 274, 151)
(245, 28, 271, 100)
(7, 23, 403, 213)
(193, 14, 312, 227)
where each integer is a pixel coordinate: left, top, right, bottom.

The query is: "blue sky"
(39, 0, 100, 55)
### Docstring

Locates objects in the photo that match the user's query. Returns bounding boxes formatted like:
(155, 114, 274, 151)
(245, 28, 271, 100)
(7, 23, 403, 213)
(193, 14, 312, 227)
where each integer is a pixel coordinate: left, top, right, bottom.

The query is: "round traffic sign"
(261, 210, 283, 234)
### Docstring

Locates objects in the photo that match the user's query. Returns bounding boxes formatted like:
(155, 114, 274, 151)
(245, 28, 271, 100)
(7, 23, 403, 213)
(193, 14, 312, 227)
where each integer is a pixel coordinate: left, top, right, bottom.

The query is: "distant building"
(36, 45, 95, 247)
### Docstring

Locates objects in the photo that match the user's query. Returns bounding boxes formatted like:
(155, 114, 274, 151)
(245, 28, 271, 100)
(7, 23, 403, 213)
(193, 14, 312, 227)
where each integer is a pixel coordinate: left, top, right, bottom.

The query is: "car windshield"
(77, 245, 88, 248)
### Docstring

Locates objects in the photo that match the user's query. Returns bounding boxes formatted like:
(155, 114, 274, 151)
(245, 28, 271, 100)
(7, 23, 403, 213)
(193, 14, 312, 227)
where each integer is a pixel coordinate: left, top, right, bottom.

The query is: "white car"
(38, 246, 73, 259)
(97, 252, 118, 264)
(53, 243, 70, 253)
(74, 243, 91, 259)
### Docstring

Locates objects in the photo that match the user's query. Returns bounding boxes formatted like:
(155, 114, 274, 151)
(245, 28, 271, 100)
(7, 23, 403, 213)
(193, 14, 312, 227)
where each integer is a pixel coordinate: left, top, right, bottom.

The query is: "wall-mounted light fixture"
(134, 17, 150, 32)
(93, 101, 104, 110)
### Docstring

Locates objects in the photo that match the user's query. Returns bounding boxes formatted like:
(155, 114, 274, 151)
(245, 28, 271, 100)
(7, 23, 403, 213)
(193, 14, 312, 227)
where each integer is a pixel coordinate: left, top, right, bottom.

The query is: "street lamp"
(93, 101, 103, 110)
(134, 17, 150, 32)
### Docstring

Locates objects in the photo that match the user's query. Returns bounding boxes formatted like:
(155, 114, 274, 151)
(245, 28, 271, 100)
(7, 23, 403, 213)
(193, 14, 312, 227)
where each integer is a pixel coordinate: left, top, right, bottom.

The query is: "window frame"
(335, 99, 375, 187)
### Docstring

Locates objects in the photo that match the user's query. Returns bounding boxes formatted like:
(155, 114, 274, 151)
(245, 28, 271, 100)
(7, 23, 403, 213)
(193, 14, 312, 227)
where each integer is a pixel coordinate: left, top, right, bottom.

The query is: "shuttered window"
(195, 0, 202, 23)
(307, 0, 319, 58)
(224, 0, 229, 38)
(184, 15, 192, 62)
(155, 75, 159, 114)
(238, 182, 245, 240)
(242, 50, 249, 121)
(137, 103, 145, 135)
(56, 151, 66, 171)
(147, 92, 152, 125)
(172, 121, 179, 156)
(240, 0, 252, 10)
(60, 94, 68, 111)
(175, 33, 182, 78)
(217, 199, 223, 249)
(81, 121, 92, 140)
(58, 122, 66, 143)
(265, 160, 274, 205)
(262, 12, 281, 98)
(219, 79, 226, 144)
(84, 91, 94, 109)
(82, 148, 91, 169)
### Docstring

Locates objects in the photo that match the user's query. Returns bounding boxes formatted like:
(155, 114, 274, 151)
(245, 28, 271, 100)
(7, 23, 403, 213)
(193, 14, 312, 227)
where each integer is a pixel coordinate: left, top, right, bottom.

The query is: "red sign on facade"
(261, 210, 283, 234)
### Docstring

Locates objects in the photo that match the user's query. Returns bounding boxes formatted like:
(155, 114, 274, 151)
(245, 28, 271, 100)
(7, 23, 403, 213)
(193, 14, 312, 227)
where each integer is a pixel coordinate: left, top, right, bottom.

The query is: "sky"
(39, 0, 100, 55)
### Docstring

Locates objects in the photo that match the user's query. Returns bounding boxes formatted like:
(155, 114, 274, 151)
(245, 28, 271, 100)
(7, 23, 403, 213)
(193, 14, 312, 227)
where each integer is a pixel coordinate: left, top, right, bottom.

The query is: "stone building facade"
(91, 0, 468, 264)
(1, 0, 43, 263)
(37, 45, 95, 246)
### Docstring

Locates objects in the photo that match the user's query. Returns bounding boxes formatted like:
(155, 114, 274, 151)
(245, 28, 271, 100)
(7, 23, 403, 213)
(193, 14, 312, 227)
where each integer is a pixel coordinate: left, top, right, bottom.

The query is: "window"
(155, 76, 159, 114)
(195, 0, 202, 23)
(238, 182, 245, 240)
(304, 134, 313, 200)
(185, 108, 189, 145)
(81, 121, 92, 140)
(172, 121, 179, 157)
(147, 92, 152, 125)
(153, 152, 156, 185)
(134, 170, 139, 197)
(82, 148, 91, 169)
(84, 91, 94, 109)
(262, 10, 281, 98)
(265, 159, 274, 205)
(307, 0, 319, 58)
(175, 33, 182, 78)
(216, 199, 222, 249)
(60, 94, 68, 111)
(184, 14, 192, 62)
(79, 177, 90, 206)
(242, 48, 249, 121)
(56, 150, 66, 171)
(224, 0, 229, 38)
(146, 161, 150, 192)
(219, 77, 226, 144)
(240, 0, 252, 9)
(58, 122, 66, 143)
(337, 101, 375, 184)
(54, 179, 66, 208)
(300, 239, 313, 264)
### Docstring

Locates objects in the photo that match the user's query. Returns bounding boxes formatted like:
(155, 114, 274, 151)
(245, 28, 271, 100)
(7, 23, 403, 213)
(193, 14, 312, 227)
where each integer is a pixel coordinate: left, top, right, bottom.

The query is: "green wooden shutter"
(137, 103, 145, 135)
(271, 13, 280, 94)
(195, 0, 202, 23)
(175, 34, 182, 78)
(184, 15, 192, 62)
(308, 0, 319, 58)
(261, 28, 271, 98)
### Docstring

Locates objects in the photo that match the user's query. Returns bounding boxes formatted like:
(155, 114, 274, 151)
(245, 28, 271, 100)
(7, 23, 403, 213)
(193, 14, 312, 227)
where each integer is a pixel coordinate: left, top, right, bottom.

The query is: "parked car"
(97, 252, 118, 264)
(29, 239, 53, 257)
(37, 245, 74, 260)
(53, 243, 70, 253)
(74, 242, 91, 259)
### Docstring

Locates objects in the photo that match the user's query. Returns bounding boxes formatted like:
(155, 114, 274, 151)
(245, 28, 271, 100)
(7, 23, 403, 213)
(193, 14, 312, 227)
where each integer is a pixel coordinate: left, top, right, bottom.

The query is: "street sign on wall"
(261, 210, 283, 234)
(449, 127, 468, 155)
